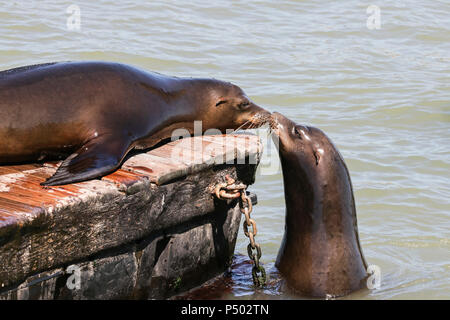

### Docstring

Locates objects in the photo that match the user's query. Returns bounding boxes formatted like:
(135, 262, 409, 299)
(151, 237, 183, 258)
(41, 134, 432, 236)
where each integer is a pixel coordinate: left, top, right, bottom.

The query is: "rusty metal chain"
(214, 175, 266, 287)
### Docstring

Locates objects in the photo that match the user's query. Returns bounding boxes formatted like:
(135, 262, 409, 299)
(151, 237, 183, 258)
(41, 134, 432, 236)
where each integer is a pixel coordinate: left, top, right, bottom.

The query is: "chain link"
(214, 175, 266, 287)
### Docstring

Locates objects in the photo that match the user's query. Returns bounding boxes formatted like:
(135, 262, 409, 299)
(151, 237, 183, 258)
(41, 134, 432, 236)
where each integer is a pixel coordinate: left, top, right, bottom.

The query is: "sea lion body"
(271, 112, 368, 297)
(0, 61, 270, 185)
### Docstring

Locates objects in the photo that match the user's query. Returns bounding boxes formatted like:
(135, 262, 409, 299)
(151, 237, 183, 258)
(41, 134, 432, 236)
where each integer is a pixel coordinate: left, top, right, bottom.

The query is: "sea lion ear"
(313, 149, 321, 165)
(215, 100, 227, 107)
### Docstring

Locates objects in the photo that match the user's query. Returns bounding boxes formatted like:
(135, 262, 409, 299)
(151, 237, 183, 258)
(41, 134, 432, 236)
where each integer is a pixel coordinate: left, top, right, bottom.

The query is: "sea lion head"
(270, 112, 353, 217)
(271, 111, 337, 176)
(198, 79, 271, 132)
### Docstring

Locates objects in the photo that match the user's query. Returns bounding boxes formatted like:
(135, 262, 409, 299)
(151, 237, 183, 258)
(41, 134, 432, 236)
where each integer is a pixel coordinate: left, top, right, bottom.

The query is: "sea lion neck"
(137, 71, 187, 99)
(280, 154, 322, 230)
(180, 77, 232, 100)
(280, 142, 357, 240)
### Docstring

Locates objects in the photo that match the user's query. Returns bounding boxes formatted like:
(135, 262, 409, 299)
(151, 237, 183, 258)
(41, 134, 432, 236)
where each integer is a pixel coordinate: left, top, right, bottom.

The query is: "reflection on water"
(0, 0, 449, 299)
(174, 254, 286, 300)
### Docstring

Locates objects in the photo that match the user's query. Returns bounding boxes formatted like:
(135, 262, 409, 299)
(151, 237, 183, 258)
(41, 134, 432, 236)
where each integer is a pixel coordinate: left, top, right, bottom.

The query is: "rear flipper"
(41, 135, 132, 186)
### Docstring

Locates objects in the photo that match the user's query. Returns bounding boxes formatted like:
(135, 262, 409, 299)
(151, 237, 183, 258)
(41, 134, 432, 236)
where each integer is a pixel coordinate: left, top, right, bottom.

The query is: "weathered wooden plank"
(101, 169, 149, 189)
(122, 153, 185, 185)
(0, 134, 262, 293)
(0, 133, 261, 223)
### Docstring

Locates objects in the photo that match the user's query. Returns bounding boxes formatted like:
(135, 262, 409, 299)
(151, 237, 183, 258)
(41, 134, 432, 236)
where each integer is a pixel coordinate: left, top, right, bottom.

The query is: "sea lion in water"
(271, 112, 368, 297)
(0, 61, 270, 185)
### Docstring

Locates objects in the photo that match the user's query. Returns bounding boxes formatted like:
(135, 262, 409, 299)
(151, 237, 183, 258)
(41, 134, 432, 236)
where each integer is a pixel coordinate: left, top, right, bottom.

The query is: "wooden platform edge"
(0, 134, 263, 292)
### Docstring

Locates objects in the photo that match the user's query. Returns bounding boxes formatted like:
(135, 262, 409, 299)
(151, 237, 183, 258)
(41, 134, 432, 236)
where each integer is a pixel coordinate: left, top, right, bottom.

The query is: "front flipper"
(41, 135, 132, 186)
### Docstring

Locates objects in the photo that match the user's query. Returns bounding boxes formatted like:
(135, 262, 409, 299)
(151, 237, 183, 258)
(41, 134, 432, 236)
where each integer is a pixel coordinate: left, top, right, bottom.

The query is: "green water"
(1, 0, 449, 299)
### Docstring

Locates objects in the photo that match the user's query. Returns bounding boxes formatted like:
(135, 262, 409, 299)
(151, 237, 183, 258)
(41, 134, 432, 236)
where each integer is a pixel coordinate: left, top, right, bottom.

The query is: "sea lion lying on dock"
(0, 61, 270, 185)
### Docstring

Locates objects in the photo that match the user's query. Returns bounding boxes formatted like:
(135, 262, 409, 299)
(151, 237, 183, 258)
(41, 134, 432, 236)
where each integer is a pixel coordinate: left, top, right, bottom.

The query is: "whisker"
(247, 121, 256, 130)
(244, 117, 257, 131)
(230, 119, 251, 134)
(230, 112, 273, 136)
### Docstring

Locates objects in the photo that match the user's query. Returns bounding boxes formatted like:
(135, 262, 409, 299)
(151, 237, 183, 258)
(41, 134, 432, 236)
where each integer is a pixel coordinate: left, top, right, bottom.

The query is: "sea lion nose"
(252, 102, 270, 114)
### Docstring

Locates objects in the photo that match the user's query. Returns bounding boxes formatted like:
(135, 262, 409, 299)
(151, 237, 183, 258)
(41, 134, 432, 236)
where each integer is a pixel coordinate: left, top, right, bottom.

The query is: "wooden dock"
(0, 134, 262, 299)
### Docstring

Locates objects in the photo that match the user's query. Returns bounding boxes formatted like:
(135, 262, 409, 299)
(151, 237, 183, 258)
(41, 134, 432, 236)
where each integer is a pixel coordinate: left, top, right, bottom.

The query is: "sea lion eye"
(215, 100, 227, 107)
(238, 101, 250, 109)
(293, 127, 302, 139)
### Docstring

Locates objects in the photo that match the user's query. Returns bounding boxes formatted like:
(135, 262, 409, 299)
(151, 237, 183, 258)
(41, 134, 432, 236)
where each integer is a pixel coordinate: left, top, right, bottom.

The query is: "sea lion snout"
(228, 101, 271, 130)
(247, 103, 272, 124)
(271, 112, 309, 138)
(271, 112, 311, 156)
(271, 113, 327, 165)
